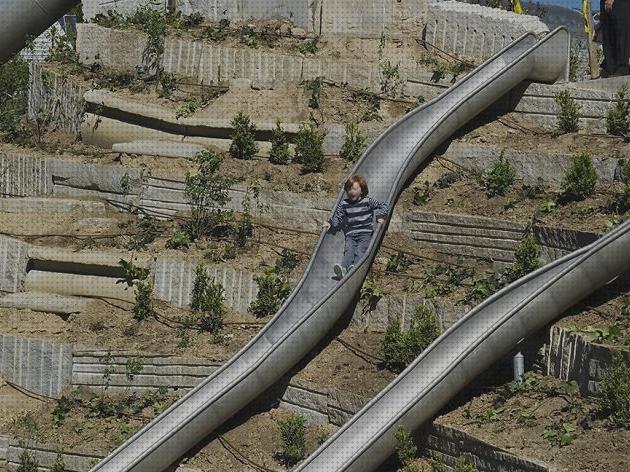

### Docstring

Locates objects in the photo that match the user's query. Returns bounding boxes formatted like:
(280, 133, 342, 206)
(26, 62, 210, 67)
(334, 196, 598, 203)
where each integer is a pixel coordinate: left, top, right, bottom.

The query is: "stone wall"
(424, 1, 549, 62)
(0, 236, 29, 294)
(0, 335, 73, 398)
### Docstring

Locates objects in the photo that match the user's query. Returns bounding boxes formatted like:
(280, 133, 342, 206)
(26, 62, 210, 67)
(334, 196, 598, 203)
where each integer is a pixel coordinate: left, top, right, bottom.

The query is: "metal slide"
(89, 27, 575, 471)
(0, 1, 79, 64)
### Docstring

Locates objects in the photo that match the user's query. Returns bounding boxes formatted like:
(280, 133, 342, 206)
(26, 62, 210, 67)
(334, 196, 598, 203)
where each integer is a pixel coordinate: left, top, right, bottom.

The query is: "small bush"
(393, 425, 417, 467)
(16, 449, 39, 472)
(165, 229, 191, 249)
(229, 111, 258, 160)
(413, 182, 431, 205)
(482, 151, 515, 197)
(133, 280, 154, 321)
(454, 456, 478, 472)
(49, 451, 67, 472)
(295, 38, 318, 54)
(250, 271, 291, 318)
(0, 58, 30, 144)
(380, 60, 405, 97)
(340, 122, 367, 162)
(386, 252, 412, 273)
(191, 263, 225, 334)
(269, 120, 291, 165)
(382, 304, 441, 372)
(606, 86, 630, 137)
(554, 90, 581, 133)
(508, 234, 542, 281)
(597, 352, 630, 427)
(294, 122, 326, 174)
(307, 77, 322, 109)
(559, 152, 598, 203)
(277, 413, 307, 465)
(274, 249, 300, 274)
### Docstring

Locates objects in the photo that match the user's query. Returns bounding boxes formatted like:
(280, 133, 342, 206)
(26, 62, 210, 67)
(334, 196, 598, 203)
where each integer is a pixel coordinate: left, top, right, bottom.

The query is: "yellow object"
(513, 0, 524, 14)
(582, 0, 593, 34)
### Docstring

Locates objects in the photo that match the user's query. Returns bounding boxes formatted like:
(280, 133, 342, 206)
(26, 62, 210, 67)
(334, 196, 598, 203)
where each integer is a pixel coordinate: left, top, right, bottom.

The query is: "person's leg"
(600, 2, 617, 77)
(341, 234, 358, 270)
(350, 231, 373, 267)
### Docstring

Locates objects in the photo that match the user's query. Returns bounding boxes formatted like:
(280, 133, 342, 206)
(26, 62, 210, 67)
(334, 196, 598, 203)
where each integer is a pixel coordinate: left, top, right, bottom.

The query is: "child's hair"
(344, 175, 369, 197)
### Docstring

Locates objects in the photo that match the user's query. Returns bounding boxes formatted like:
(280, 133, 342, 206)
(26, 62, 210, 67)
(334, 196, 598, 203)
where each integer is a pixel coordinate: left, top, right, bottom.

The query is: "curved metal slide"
(87, 26, 575, 471)
(0, 1, 79, 64)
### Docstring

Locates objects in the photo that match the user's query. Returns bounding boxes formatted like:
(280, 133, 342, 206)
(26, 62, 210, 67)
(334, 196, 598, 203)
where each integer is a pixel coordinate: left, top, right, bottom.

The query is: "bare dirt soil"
(438, 372, 630, 472)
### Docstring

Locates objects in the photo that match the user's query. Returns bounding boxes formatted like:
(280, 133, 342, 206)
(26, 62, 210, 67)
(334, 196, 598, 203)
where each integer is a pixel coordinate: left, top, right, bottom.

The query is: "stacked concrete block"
(71, 350, 221, 393)
(0, 335, 73, 398)
(83, 0, 168, 20)
(0, 237, 29, 294)
(1, 436, 102, 472)
(0, 153, 52, 199)
(153, 257, 258, 313)
(425, 1, 548, 62)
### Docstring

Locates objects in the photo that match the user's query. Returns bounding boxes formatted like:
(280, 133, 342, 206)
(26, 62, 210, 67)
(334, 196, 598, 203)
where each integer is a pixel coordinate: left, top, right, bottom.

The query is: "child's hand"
(377, 218, 385, 224)
(322, 221, 331, 231)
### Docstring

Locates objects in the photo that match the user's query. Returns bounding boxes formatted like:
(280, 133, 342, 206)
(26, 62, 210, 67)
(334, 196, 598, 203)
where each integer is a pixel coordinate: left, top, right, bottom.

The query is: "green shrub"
(0, 58, 30, 144)
(340, 122, 367, 162)
(597, 352, 630, 427)
(307, 77, 322, 109)
(133, 280, 154, 321)
(190, 263, 225, 334)
(295, 38, 319, 54)
(184, 150, 235, 239)
(606, 86, 630, 137)
(269, 120, 291, 165)
(380, 59, 404, 97)
(382, 304, 441, 372)
(482, 151, 515, 197)
(454, 456, 478, 472)
(393, 425, 417, 467)
(294, 122, 326, 174)
(277, 413, 307, 465)
(229, 111, 259, 160)
(508, 234, 542, 281)
(559, 152, 597, 203)
(386, 252, 412, 273)
(274, 249, 300, 274)
(165, 229, 191, 249)
(554, 90, 581, 133)
(249, 271, 291, 317)
(16, 449, 39, 472)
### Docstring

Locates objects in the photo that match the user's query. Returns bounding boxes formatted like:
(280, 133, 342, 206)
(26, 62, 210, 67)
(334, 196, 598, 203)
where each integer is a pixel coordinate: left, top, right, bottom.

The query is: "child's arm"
(327, 201, 346, 229)
(369, 197, 389, 222)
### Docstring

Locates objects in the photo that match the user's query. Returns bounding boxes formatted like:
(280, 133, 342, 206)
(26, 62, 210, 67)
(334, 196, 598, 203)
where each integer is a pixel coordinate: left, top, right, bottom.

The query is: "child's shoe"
(333, 264, 346, 279)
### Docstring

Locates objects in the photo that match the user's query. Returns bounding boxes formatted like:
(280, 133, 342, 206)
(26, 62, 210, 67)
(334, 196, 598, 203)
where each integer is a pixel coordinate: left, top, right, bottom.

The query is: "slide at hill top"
(86, 26, 591, 472)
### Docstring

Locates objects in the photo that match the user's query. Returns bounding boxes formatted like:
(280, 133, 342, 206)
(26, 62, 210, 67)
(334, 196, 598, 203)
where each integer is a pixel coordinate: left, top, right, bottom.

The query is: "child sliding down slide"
(322, 175, 389, 279)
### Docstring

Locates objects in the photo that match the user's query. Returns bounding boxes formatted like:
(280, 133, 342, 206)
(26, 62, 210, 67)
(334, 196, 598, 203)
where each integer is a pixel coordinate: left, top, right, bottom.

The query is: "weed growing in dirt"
(606, 85, 630, 137)
(386, 252, 413, 273)
(229, 111, 259, 160)
(541, 422, 576, 446)
(482, 151, 515, 197)
(133, 279, 155, 321)
(508, 234, 542, 280)
(126, 213, 163, 251)
(340, 122, 368, 162)
(554, 90, 581, 133)
(597, 352, 630, 427)
(382, 304, 441, 372)
(184, 150, 235, 239)
(559, 152, 598, 203)
(360, 278, 383, 311)
(295, 38, 319, 54)
(16, 449, 39, 472)
(249, 270, 292, 317)
(0, 58, 30, 144)
(274, 249, 300, 274)
(453, 456, 478, 472)
(380, 60, 405, 97)
(165, 229, 191, 249)
(175, 99, 201, 119)
(49, 451, 67, 472)
(413, 182, 432, 206)
(423, 265, 475, 299)
(277, 413, 307, 465)
(294, 122, 326, 173)
(269, 120, 291, 164)
(307, 76, 323, 109)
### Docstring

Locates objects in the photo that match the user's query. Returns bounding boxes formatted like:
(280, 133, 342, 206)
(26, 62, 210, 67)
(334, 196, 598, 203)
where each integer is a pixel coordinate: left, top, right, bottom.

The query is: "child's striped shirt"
(328, 196, 389, 235)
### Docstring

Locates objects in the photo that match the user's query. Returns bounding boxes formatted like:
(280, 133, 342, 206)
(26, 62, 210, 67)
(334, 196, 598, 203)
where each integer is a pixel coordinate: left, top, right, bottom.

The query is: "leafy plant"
(165, 229, 191, 249)
(380, 59, 405, 97)
(340, 122, 367, 162)
(568, 46, 579, 82)
(125, 213, 162, 250)
(133, 279, 154, 321)
(269, 120, 291, 164)
(16, 449, 39, 472)
(382, 304, 441, 372)
(190, 263, 225, 335)
(554, 90, 581, 133)
(249, 270, 291, 318)
(117, 258, 149, 288)
(229, 111, 259, 160)
(386, 252, 412, 273)
(277, 413, 307, 465)
(508, 234, 542, 280)
(0, 58, 30, 144)
(274, 249, 300, 274)
(413, 182, 431, 205)
(482, 151, 515, 197)
(597, 352, 630, 427)
(393, 425, 417, 467)
(49, 451, 67, 472)
(606, 85, 630, 137)
(307, 77, 323, 109)
(294, 122, 326, 174)
(175, 99, 200, 119)
(559, 152, 598, 203)
(52, 396, 73, 427)
(295, 38, 319, 54)
(453, 456, 478, 472)
(541, 422, 576, 446)
(184, 150, 235, 239)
